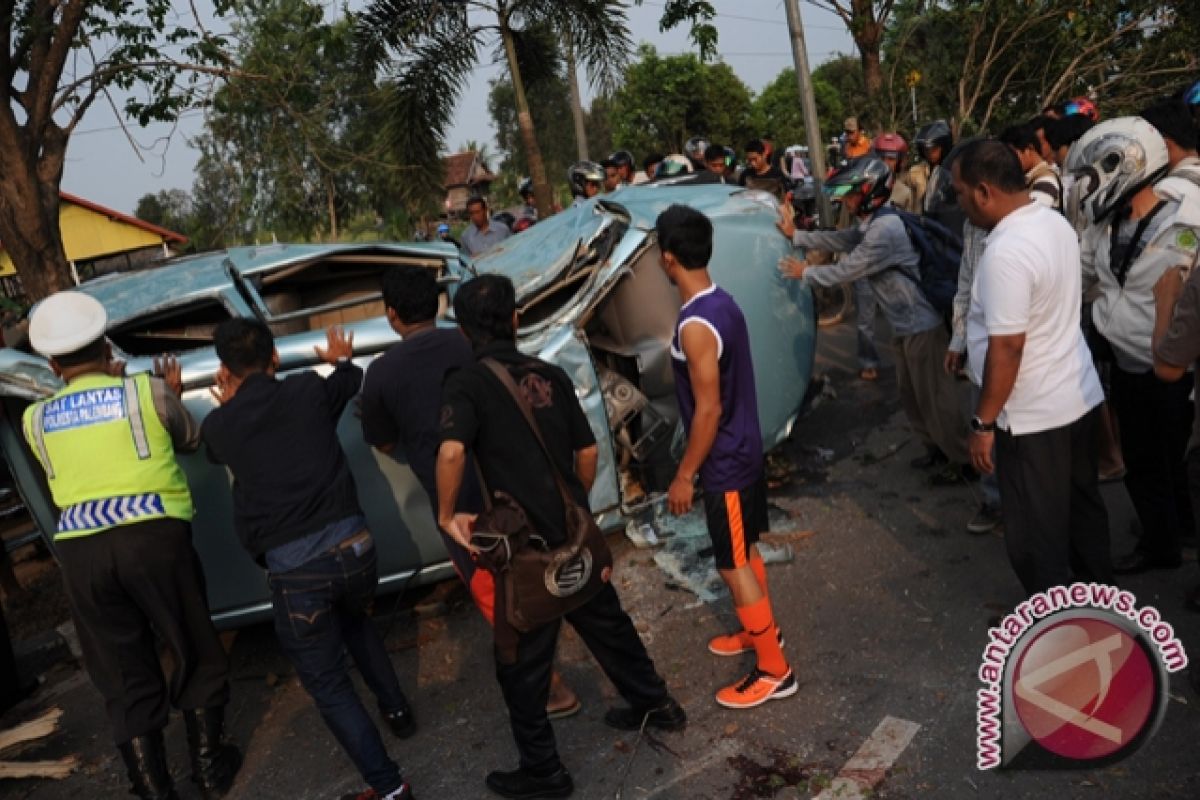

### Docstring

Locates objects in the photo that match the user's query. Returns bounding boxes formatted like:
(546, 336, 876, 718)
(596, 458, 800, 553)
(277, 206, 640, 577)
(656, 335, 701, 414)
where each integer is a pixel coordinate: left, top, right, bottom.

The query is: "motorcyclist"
(915, 120, 963, 234)
(684, 136, 711, 172)
(518, 177, 538, 223)
(568, 160, 605, 206)
(871, 132, 920, 213)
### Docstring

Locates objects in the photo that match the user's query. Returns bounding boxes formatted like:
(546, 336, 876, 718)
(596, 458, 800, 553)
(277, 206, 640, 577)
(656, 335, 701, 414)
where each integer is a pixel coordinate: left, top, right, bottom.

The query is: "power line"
(638, 0, 846, 31)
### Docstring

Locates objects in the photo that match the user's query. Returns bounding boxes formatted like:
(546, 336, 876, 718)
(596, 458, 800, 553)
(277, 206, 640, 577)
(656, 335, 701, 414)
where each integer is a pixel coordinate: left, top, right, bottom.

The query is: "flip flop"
(546, 698, 582, 720)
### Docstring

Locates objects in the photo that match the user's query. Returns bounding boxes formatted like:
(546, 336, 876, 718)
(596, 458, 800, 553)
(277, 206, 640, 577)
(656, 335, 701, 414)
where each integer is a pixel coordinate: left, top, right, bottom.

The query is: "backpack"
(873, 205, 963, 316)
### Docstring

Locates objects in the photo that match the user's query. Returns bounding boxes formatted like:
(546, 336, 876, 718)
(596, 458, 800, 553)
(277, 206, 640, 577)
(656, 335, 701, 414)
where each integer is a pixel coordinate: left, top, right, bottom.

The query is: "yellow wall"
(0, 201, 170, 277)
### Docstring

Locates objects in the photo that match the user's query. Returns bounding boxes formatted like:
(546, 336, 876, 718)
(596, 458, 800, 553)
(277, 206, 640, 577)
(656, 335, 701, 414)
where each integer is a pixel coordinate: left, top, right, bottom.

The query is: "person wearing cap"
(842, 118, 871, 159)
(21, 291, 240, 800)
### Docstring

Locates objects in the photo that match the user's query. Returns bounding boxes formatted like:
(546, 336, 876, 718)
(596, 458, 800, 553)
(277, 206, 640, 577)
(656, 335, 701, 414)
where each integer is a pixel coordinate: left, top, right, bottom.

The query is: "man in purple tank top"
(656, 204, 797, 709)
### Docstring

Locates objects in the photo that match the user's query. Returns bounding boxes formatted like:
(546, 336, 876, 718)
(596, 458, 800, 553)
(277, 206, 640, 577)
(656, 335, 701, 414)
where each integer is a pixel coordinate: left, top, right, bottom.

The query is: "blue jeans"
(270, 534, 407, 794)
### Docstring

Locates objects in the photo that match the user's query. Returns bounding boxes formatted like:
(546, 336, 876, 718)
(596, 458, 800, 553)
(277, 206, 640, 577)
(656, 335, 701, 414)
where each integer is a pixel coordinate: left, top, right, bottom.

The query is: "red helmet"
(871, 132, 909, 160)
(1064, 96, 1099, 122)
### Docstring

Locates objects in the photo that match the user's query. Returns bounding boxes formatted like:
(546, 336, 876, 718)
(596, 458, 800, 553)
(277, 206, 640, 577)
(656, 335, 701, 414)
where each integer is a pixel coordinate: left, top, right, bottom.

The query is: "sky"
(58, 1, 857, 216)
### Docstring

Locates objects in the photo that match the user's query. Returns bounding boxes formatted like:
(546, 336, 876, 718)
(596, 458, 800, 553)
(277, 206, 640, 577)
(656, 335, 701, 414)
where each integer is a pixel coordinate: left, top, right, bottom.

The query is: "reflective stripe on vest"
(58, 493, 166, 533)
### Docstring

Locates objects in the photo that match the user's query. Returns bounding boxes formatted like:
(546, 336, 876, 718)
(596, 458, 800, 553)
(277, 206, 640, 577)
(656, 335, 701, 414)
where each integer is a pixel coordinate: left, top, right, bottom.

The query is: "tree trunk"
(500, 20, 554, 219)
(861, 44, 883, 101)
(0, 121, 74, 302)
(852, 1, 884, 102)
(566, 36, 589, 162)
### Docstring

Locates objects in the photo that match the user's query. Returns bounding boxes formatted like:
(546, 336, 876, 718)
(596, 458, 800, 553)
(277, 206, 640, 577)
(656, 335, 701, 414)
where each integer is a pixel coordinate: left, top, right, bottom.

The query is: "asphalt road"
(3, 316, 1198, 800)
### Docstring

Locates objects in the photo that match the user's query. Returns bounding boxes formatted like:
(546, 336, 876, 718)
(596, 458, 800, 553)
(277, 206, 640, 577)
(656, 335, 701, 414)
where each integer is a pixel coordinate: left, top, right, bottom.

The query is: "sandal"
(546, 698, 582, 719)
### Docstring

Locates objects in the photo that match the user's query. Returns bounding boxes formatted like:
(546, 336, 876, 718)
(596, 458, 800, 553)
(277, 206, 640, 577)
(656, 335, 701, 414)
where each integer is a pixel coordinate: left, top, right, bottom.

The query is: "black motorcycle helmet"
(823, 155, 894, 214)
(518, 177, 534, 199)
(567, 160, 605, 197)
(915, 119, 954, 164)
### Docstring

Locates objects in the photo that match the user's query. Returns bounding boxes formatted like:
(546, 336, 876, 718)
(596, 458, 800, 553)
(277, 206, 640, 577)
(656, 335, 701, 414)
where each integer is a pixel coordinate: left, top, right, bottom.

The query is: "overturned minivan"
(0, 182, 816, 628)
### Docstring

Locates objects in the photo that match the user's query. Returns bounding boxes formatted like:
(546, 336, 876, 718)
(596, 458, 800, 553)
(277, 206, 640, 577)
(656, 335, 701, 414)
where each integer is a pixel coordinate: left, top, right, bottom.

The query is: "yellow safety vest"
(22, 372, 194, 540)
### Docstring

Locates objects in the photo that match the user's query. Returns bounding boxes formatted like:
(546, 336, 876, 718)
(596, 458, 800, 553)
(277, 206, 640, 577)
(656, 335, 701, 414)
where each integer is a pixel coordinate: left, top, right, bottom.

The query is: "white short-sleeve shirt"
(966, 202, 1103, 435)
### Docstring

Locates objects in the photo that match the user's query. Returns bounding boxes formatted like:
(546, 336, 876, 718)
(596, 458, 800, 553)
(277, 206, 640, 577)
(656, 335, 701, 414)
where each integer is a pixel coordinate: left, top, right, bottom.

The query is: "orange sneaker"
(715, 668, 797, 709)
(707, 628, 785, 657)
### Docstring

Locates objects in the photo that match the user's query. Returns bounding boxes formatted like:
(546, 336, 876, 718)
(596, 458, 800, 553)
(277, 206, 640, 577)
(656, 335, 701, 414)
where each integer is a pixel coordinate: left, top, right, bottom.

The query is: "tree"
(0, 0, 236, 300)
(354, 1, 721, 220)
(488, 73, 577, 189)
(608, 45, 755, 157)
(134, 189, 194, 241)
(201, 0, 384, 242)
(808, 1, 897, 101)
(355, 1, 635, 220)
(882, 0, 1200, 135)
(753, 68, 843, 148)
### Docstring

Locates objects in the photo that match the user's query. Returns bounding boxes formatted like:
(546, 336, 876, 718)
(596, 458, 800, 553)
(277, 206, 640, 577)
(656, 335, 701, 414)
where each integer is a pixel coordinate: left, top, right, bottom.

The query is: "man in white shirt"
(952, 139, 1110, 595)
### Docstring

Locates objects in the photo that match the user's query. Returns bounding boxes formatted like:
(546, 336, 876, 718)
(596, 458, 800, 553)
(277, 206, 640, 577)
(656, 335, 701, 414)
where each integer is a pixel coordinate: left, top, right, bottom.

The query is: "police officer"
(22, 292, 240, 800)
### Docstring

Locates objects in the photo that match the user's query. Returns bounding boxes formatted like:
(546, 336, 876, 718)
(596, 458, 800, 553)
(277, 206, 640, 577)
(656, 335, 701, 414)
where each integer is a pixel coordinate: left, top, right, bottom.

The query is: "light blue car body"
(0, 183, 815, 628)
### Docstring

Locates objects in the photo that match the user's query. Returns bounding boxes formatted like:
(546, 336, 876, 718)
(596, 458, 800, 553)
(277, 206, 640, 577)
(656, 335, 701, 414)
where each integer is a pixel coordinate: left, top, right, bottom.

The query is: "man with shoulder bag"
(436, 275, 685, 800)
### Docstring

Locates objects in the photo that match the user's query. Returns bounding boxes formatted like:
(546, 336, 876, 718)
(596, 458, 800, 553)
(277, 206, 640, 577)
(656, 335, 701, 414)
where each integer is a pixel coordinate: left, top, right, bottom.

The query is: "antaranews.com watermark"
(976, 582, 1188, 769)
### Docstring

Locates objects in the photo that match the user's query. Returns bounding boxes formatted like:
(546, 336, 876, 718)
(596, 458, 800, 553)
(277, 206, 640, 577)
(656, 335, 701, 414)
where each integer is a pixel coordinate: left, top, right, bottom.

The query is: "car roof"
(78, 242, 459, 327)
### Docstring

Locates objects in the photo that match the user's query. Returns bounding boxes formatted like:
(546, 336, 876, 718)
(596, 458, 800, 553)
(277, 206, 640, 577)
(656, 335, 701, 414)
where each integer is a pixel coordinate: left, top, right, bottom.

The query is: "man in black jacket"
(436, 275, 685, 800)
(202, 319, 416, 800)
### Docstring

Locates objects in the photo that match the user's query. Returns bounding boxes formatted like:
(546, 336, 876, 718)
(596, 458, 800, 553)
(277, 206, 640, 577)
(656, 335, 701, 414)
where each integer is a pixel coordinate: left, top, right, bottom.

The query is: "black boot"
(117, 731, 179, 800)
(182, 707, 242, 799)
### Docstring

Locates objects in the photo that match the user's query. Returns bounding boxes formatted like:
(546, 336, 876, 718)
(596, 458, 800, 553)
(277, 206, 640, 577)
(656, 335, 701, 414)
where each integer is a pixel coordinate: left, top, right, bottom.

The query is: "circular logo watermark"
(1011, 616, 1157, 761)
(975, 583, 1185, 770)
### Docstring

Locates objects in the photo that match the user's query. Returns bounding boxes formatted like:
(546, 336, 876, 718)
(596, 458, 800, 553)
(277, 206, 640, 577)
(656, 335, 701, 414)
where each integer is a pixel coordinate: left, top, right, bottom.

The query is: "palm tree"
(355, 1, 633, 219)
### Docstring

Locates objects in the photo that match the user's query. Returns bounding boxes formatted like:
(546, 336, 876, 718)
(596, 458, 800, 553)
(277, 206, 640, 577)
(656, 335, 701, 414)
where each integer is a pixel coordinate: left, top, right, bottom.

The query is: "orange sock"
(734, 596, 788, 678)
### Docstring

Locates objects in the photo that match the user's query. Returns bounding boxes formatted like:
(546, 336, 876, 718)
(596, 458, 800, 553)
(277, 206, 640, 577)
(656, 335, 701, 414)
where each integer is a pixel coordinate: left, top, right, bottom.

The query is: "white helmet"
(29, 291, 107, 357)
(1064, 116, 1169, 225)
(653, 154, 693, 178)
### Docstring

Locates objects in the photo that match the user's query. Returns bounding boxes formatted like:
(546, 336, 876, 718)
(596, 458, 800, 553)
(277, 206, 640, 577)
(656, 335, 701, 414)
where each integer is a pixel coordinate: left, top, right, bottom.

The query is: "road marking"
(812, 715, 921, 800)
(642, 738, 742, 798)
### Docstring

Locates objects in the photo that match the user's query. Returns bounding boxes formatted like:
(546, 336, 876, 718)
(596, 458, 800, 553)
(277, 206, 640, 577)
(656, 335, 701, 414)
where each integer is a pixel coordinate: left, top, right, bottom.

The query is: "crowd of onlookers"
(439, 82, 1200, 619)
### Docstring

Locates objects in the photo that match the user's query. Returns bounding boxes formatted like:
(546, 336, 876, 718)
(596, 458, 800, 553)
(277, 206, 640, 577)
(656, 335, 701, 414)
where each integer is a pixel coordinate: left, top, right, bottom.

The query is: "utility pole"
(566, 36, 589, 162)
(784, 0, 833, 227)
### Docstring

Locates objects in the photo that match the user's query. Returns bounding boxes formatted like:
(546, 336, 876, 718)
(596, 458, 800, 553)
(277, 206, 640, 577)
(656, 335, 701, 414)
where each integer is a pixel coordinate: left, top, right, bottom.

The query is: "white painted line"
(813, 715, 921, 800)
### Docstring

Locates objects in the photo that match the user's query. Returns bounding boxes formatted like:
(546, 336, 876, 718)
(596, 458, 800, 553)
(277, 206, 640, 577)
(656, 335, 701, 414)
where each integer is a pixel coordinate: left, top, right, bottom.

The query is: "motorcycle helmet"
(871, 132, 909, 162)
(654, 154, 693, 178)
(1064, 116, 1169, 225)
(607, 150, 634, 171)
(823, 155, 894, 214)
(518, 177, 534, 198)
(915, 120, 953, 162)
(684, 136, 710, 167)
(1063, 96, 1100, 122)
(567, 160, 605, 197)
(436, 223, 450, 235)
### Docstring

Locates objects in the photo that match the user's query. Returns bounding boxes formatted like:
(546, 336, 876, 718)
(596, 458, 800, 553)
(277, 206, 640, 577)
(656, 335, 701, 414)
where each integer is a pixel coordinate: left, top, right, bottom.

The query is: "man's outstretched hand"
(315, 325, 354, 365)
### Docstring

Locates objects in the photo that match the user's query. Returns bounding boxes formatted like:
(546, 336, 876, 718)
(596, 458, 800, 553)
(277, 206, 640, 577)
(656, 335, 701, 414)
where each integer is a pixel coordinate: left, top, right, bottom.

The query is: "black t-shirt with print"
(440, 340, 596, 544)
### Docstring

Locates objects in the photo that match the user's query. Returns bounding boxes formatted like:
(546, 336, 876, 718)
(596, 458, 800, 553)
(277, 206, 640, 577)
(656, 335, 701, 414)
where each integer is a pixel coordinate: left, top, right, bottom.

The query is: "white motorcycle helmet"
(1064, 116, 1169, 225)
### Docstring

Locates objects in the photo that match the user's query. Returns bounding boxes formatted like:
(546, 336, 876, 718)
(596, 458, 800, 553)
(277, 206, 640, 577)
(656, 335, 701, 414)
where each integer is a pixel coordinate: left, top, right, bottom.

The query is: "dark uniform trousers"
(496, 582, 670, 773)
(56, 517, 231, 744)
(995, 406, 1113, 595)
(1110, 366, 1194, 561)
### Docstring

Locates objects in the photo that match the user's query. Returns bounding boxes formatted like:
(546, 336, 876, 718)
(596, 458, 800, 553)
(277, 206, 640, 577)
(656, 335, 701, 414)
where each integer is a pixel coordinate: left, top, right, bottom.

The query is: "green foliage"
(752, 69, 845, 149)
(608, 45, 754, 156)
(880, 0, 1200, 135)
(0, 0, 238, 297)
(488, 74, 577, 187)
(196, 0, 410, 242)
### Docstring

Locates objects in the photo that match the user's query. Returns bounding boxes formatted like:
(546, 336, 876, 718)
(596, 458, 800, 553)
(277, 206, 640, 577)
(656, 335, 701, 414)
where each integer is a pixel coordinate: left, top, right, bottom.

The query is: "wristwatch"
(970, 415, 996, 434)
